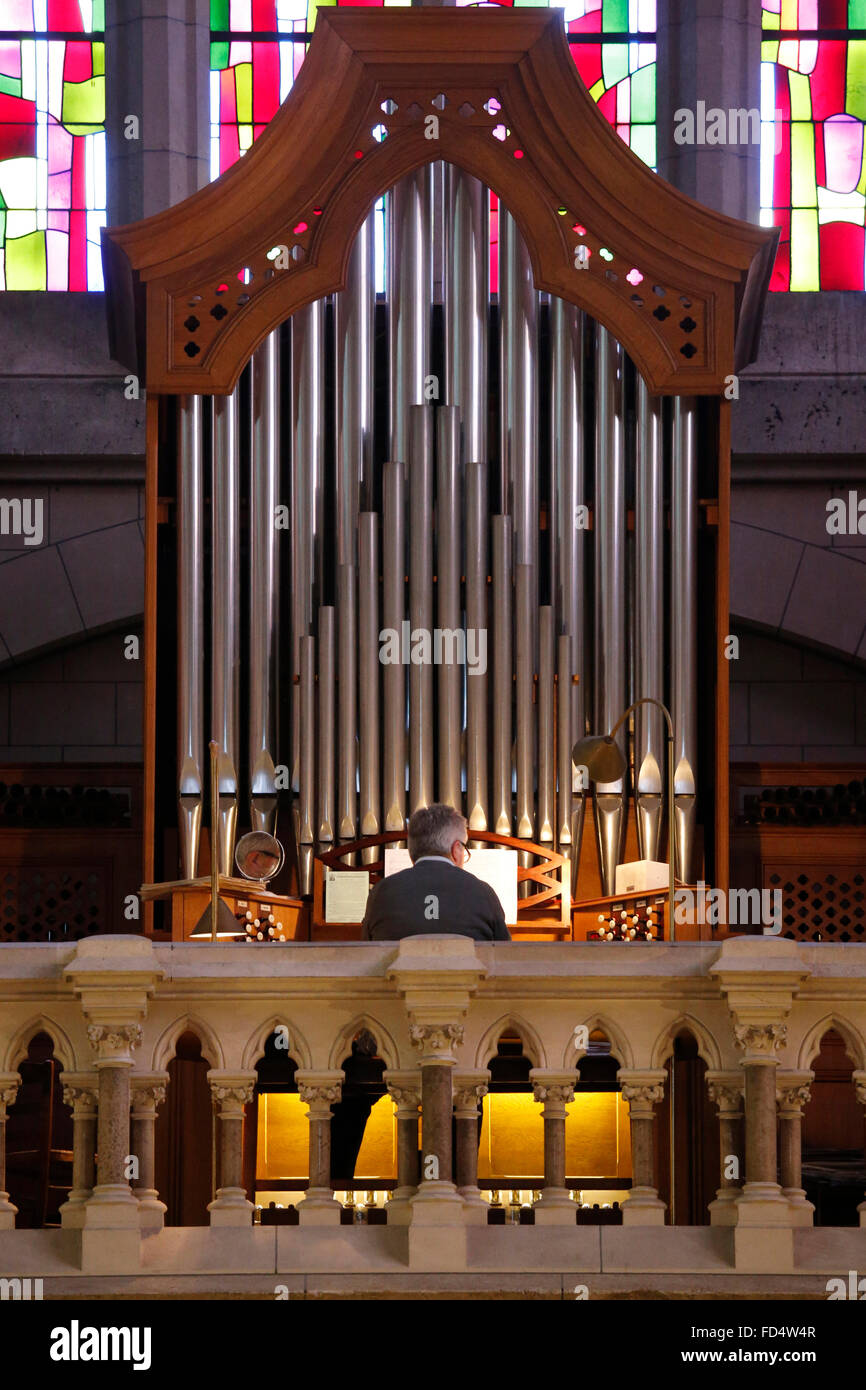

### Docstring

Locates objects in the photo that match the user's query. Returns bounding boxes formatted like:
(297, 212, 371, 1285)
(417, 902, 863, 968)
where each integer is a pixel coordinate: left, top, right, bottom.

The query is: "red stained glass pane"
(818, 0, 848, 27)
(814, 119, 827, 183)
(569, 14, 602, 34)
(774, 121, 792, 208)
(63, 42, 93, 83)
(774, 64, 791, 121)
(219, 67, 237, 123)
(596, 86, 616, 122)
(47, 0, 88, 29)
(819, 221, 865, 288)
(808, 39, 846, 120)
(572, 45, 603, 89)
(68, 209, 87, 290)
(0, 122, 35, 161)
(252, 40, 280, 122)
(221, 122, 240, 173)
(71, 130, 86, 210)
(0, 93, 36, 122)
(251, 0, 278, 28)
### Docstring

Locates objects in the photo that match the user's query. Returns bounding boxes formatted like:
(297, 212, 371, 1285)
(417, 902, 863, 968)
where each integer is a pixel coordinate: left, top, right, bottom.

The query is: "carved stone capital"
(0, 1078, 20, 1113)
(776, 1072, 813, 1117)
(86, 1023, 142, 1063)
(853, 1071, 866, 1109)
(530, 1071, 576, 1116)
(295, 1070, 343, 1116)
(409, 1022, 464, 1062)
(733, 1021, 787, 1061)
(211, 1083, 255, 1113)
(62, 1083, 98, 1114)
(453, 1084, 488, 1114)
(705, 1071, 744, 1116)
(131, 1075, 168, 1111)
(621, 1083, 665, 1114)
(387, 1085, 421, 1112)
(532, 1082, 574, 1107)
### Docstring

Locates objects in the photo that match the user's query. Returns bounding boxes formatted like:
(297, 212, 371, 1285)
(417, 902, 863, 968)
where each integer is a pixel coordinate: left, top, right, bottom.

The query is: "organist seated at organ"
(361, 804, 511, 942)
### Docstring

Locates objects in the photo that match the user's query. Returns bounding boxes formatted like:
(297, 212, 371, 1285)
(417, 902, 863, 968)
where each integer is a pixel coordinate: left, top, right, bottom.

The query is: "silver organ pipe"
(382, 461, 407, 832)
(436, 405, 463, 810)
(170, 168, 709, 921)
(550, 296, 587, 879)
(671, 397, 698, 885)
(290, 298, 326, 792)
(388, 168, 432, 467)
(593, 324, 626, 896)
(464, 461, 489, 834)
(500, 209, 538, 843)
(211, 388, 240, 875)
(408, 405, 435, 814)
(249, 332, 280, 835)
(177, 395, 204, 880)
(491, 516, 513, 837)
(317, 605, 336, 843)
(635, 375, 664, 863)
(358, 512, 381, 846)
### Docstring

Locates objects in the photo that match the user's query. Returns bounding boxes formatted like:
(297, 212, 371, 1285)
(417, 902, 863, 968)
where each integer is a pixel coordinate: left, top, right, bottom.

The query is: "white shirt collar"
(412, 855, 459, 868)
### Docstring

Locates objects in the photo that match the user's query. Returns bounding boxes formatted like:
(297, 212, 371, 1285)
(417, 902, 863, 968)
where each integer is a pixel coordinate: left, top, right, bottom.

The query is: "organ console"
(101, 8, 777, 941)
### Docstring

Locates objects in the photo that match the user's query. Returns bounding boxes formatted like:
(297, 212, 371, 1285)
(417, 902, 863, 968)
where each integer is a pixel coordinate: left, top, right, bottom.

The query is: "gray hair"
(407, 803, 466, 862)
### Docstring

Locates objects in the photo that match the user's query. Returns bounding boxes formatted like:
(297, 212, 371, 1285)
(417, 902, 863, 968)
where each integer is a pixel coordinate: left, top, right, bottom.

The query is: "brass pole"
(609, 696, 676, 942)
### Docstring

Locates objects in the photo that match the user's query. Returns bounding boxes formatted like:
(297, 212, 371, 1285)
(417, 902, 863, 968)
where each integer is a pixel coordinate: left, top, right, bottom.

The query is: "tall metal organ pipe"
(249, 333, 280, 835)
(382, 461, 407, 832)
(408, 405, 435, 814)
(491, 517, 513, 837)
(671, 397, 698, 885)
(290, 298, 326, 793)
(336, 211, 375, 549)
(177, 395, 204, 880)
(550, 296, 587, 872)
(437, 405, 463, 810)
(211, 388, 241, 875)
(635, 375, 665, 863)
(593, 324, 627, 895)
(537, 605, 555, 844)
(388, 168, 432, 467)
(317, 606, 336, 843)
(444, 166, 488, 466)
(358, 512, 381, 848)
(464, 461, 489, 833)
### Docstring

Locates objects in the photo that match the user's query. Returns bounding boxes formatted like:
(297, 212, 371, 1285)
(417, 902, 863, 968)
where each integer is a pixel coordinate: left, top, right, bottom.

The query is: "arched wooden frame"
(102, 8, 777, 396)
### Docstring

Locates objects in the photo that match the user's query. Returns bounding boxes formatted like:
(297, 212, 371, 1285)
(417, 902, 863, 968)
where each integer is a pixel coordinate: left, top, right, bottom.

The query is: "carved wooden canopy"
(102, 8, 777, 396)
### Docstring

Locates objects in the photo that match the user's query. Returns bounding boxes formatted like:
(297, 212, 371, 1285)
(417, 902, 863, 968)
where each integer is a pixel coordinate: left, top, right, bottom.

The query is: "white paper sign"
(325, 868, 370, 923)
(384, 847, 518, 925)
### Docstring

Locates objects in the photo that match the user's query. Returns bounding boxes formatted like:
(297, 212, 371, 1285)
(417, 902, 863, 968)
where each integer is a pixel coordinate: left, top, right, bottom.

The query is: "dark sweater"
(361, 858, 511, 942)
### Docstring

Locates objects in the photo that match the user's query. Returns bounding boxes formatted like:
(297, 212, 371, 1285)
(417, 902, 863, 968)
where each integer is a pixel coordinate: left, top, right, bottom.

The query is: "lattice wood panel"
(765, 864, 866, 944)
(0, 862, 108, 943)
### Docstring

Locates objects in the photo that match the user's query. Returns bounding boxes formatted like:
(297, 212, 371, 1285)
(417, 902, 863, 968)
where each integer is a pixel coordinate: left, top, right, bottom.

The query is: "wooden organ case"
(101, 9, 777, 943)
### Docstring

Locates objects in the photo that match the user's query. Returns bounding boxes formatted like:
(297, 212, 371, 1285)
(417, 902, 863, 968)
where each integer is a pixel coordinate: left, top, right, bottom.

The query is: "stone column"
(776, 1072, 814, 1227)
(295, 1071, 344, 1226)
(384, 1070, 422, 1226)
(58, 1074, 98, 1230)
(85, 1025, 142, 1226)
(618, 1069, 667, 1226)
(529, 1070, 576, 1226)
(453, 1070, 490, 1224)
(408, 1023, 465, 1222)
(705, 1072, 744, 1225)
(206, 1072, 256, 1227)
(130, 1074, 169, 1230)
(854, 1072, 866, 1227)
(734, 1023, 790, 1219)
(0, 1075, 20, 1230)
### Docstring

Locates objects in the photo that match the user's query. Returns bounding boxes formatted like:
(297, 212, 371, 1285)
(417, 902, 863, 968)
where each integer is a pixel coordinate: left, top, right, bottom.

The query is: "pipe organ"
(101, 8, 777, 933)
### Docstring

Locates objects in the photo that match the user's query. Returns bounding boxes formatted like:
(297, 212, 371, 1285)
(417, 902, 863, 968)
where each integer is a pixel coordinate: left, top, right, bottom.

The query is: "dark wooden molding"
(101, 8, 776, 396)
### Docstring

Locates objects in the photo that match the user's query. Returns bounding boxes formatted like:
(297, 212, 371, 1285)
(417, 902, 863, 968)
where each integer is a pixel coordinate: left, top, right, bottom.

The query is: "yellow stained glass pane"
(790, 208, 819, 290)
(6, 230, 47, 290)
(235, 61, 252, 123)
(61, 76, 105, 125)
(790, 120, 817, 208)
(788, 69, 811, 122)
(762, 40, 780, 62)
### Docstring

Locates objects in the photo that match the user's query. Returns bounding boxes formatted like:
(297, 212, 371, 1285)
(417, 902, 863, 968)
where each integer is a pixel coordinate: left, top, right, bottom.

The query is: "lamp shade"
(191, 897, 244, 938)
(572, 734, 626, 784)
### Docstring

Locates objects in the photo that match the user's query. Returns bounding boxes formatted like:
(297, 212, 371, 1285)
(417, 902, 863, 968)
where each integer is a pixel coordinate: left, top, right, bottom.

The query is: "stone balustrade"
(0, 932, 865, 1285)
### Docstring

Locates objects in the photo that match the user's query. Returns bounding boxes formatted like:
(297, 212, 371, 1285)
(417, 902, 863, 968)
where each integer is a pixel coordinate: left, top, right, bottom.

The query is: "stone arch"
(797, 1014, 866, 1073)
(571, 1013, 634, 1071)
(651, 1014, 724, 1073)
(240, 1015, 312, 1072)
(3, 1015, 77, 1074)
(151, 1013, 225, 1072)
(327, 1014, 400, 1072)
(474, 1013, 547, 1070)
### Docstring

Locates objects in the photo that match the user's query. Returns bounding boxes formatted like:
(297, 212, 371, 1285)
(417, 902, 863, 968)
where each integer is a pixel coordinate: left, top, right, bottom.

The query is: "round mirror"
(235, 831, 285, 884)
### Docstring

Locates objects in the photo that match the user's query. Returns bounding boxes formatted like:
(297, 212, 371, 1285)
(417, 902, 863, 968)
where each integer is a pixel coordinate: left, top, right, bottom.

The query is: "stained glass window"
(0, 0, 105, 290)
(761, 1, 866, 290)
(210, 1, 657, 290)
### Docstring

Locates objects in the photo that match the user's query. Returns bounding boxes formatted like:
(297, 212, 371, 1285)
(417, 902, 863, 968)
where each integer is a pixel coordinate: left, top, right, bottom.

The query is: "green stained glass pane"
(309, 0, 337, 29)
(789, 209, 819, 290)
(762, 9, 780, 29)
(847, 41, 866, 122)
(849, 1, 866, 26)
(788, 70, 811, 121)
(762, 40, 779, 61)
(630, 62, 655, 122)
(602, 0, 629, 32)
(0, 75, 23, 97)
(519, 0, 549, 7)
(235, 63, 253, 124)
(790, 121, 817, 208)
(61, 76, 105, 125)
(211, 0, 230, 27)
(0, 211, 5, 248)
(602, 42, 629, 89)
(93, 44, 104, 78)
(210, 40, 229, 70)
(6, 231, 47, 291)
(92, 0, 105, 28)
(630, 123, 655, 167)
